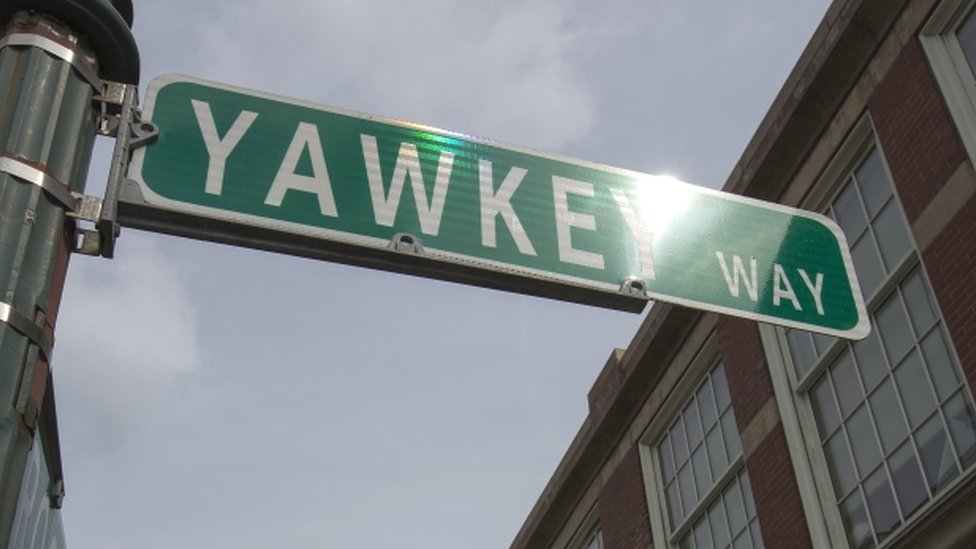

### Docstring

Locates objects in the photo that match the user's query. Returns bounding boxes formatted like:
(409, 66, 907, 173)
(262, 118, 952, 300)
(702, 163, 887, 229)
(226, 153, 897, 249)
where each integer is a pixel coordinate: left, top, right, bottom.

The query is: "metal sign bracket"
(76, 82, 158, 258)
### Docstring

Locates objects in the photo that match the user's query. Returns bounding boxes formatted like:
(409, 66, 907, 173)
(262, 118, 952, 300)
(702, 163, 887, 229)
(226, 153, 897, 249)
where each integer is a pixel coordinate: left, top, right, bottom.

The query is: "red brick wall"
(597, 446, 653, 549)
(870, 38, 967, 224)
(869, 37, 976, 389)
(744, 423, 814, 549)
(717, 317, 812, 548)
(716, 318, 773, 428)
(920, 197, 976, 387)
(588, 351, 624, 418)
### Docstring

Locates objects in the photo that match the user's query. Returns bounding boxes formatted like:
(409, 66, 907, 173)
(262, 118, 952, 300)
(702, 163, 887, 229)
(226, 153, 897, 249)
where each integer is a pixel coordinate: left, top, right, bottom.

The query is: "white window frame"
(566, 505, 603, 549)
(582, 528, 605, 549)
(921, 0, 976, 165)
(762, 114, 976, 548)
(639, 335, 762, 549)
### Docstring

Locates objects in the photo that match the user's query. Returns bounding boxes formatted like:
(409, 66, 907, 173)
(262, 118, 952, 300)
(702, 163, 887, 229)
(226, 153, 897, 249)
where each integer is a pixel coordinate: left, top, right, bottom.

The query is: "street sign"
(123, 74, 868, 338)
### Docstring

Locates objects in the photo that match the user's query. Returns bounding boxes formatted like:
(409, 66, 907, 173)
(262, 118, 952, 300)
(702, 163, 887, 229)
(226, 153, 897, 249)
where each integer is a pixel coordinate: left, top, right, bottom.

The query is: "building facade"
(512, 0, 976, 547)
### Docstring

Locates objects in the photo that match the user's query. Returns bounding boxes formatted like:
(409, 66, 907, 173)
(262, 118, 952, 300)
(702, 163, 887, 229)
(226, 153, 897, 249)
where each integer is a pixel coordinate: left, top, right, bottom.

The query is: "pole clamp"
(0, 302, 53, 361)
(0, 156, 109, 255)
(0, 31, 102, 93)
(97, 84, 158, 258)
(0, 155, 77, 211)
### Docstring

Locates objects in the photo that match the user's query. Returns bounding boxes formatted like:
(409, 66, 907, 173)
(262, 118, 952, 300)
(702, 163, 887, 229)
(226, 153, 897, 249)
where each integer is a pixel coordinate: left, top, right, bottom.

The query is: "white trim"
(759, 323, 848, 548)
(639, 443, 671, 549)
(921, 0, 976, 167)
(566, 504, 603, 549)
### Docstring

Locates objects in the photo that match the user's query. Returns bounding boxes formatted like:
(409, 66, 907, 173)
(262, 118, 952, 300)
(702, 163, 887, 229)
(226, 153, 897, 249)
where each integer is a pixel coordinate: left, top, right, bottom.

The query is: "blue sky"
(55, 2, 830, 547)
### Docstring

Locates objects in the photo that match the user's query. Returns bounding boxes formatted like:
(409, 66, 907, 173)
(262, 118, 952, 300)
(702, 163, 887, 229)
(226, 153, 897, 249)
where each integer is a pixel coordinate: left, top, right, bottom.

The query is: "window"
(781, 142, 976, 548)
(583, 529, 604, 549)
(957, 8, 976, 72)
(922, 0, 976, 164)
(653, 361, 764, 549)
(568, 506, 604, 549)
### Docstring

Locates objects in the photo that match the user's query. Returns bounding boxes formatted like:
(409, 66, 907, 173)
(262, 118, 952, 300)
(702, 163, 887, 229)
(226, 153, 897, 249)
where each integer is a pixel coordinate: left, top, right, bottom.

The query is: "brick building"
(512, 0, 976, 548)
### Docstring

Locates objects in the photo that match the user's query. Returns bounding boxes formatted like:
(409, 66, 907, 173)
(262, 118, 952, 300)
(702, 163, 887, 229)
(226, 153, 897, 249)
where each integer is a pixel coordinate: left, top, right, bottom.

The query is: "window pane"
(957, 7, 976, 76)
(721, 409, 742, 460)
(848, 405, 882, 476)
(840, 491, 873, 549)
(679, 463, 696, 518)
(864, 467, 900, 541)
(902, 271, 937, 335)
(673, 417, 690, 465)
(698, 379, 718, 430)
(741, 471, 756, 518)
(869, 379, 907, 454)
(666, 481, 683, 529)
(693, 518, 711, 549)
(787, 329, 817, 378)
(915, 414, 958, 492)
(854, 148, 890, 218)
(680, 469, 763, 549)
(832, 182, 868, 241)
(889, 441, 928, 519)
(811, 377, 841, 435)
(709, 501, 731, 548)
(832, 352, 862, 418)
(733, 531, 752, 549)
(706, 425, 727, 480)
(661, 435, 676, 480)
(686, 401, 704, 449)
(854, 329, 887, 392)
(725, 477, 747, 537)
(894, 351, 937, 429)
(692, 445, 711, 500)
(851, 232, 885, 299)
(873, 201, 911, 271)
(945, 391, 976, 468)
(825, 430, 858, 497)
(921, 328, 959, 401)
(748, 520, 764, 549)
(713, 365, 731, 411)
(877, 295, 913, 364)
(813, 332, 836, 356)
(584, 529, 604, 549)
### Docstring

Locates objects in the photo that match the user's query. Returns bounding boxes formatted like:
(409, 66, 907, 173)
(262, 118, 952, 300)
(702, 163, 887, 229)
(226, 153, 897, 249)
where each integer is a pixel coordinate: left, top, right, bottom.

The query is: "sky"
(53, 1, 831, 548)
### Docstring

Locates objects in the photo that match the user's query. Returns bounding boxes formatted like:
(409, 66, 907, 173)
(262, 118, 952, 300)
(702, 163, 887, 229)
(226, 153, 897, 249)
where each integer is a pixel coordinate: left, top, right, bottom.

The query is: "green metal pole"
(0, 1, 137, 546)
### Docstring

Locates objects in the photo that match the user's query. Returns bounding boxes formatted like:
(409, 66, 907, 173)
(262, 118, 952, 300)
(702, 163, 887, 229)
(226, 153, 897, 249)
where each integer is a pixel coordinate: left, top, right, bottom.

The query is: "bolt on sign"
(123, 74, 868, 338)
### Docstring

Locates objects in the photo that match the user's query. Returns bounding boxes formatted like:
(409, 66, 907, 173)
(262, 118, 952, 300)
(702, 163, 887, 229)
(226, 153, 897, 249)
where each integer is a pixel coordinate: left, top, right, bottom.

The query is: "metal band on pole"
(0, 304, 52, 362)
(0, 33, 102, 92)
(1, 0, 140, 85)
(0, 157, 77, 211)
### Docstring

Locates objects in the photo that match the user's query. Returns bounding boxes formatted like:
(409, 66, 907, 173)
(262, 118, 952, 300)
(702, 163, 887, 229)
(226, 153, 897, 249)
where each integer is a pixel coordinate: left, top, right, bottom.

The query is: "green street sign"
(123, 74, 868, 338)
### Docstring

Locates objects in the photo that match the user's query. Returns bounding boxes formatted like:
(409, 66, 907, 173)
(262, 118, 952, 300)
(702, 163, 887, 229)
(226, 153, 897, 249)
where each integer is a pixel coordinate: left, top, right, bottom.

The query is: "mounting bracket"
(74, 82, 158, 257)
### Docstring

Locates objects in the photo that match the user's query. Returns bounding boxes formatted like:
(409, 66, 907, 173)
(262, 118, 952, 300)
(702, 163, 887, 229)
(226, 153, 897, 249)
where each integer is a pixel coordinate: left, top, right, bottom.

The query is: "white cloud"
(54, 233, 203, 457)
(137, 0, 655, 152)
(53, 2, 834, 547)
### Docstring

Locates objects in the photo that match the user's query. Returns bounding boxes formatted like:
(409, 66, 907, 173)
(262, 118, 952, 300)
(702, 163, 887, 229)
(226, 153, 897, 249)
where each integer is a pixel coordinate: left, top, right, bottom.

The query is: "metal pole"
(0, 1, 137, 546)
